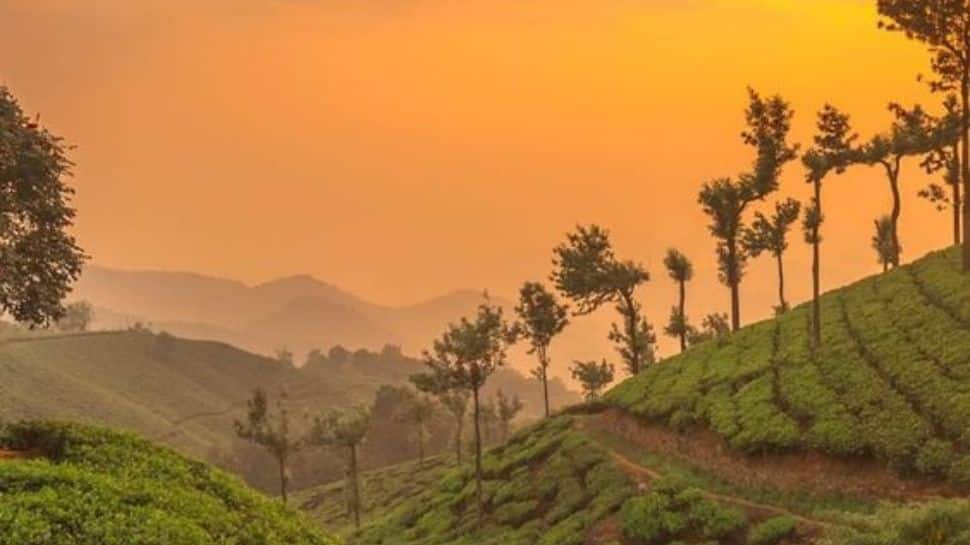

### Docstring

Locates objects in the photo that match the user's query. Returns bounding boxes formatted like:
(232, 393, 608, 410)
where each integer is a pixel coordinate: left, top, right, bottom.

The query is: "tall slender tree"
(552, 224, 654, 375)
(802, 104, 858, 347)
(919, 95, 964, 245)
(857, 103, 939, 268)
(401, 393, 436, 464)
(420, 300, 514, 528)
(878, 1, 970, 270)
(698, 89, 798, 331)
(662, 249, 694, 352)
(514, 281, 569, 418)
(495, 389, 523, 443)
(234, 389, 302, 505)
(873, 215, 898, 273)
(743, 199, 801, 314)
(410, 371, 468, 465)
(309, 407, 371, 530)
(570, 359, 615, 403)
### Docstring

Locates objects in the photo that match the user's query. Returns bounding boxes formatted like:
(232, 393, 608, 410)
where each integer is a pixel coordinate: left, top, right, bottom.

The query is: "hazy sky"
(0, 1, 948, 335)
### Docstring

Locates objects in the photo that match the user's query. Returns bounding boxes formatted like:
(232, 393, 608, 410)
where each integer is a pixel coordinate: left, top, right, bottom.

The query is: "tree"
(401, 393, 436, 464)
(514, 281, 569, 418)
(919, 95, 964, 245)
(0, 87, 86, 327)
(662, 249, 694, 352)
(570, 359, 615, 403)
(495, 389, 523, 442)
(55, 301, 93, 332)
(802, 104, 858, 347)
(873, 215, 899, 272)
(857, 103, 940, 268)
(420, 300, 515, 528)
(743, 199, 801, 313)
(877, 1, 970, 270)
(275, 347, 295, 367)
(411, 370, 468, 465)
(309, 406, 371, 530)
(551, 224, 653, 374)
(699, 89, 798, 331)
(687, 313, 731, 347)
(234, 389, 302, 505)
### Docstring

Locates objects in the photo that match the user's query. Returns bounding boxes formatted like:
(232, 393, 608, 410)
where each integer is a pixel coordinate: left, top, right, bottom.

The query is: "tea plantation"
(607, 247, 970, 485)
(0, 421, 338, 545)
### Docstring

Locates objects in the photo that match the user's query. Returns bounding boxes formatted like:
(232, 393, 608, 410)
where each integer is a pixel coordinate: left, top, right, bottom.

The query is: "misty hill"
(72, 265, 611, 377)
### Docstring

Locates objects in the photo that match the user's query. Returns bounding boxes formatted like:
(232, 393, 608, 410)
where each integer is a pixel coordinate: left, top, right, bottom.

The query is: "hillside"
(0, 420, 338, 545)
(607, 246, 970, 489)
(298, 414, 970, 545)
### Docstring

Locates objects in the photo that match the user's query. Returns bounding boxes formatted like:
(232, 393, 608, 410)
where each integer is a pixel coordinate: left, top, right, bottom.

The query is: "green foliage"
(830, 500, 970, 545)
(570, 359, 615, 402)
(0, 421, 337, 545)
(606, 248, 970, 487)
(748, 516, 797, 545)
(620, 479, 745, 544)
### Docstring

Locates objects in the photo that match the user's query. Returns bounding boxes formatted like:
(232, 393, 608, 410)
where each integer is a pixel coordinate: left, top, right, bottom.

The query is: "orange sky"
(0, 0, 951, 352)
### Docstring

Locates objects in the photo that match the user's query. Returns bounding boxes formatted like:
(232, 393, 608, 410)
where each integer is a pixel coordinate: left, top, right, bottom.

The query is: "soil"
(0, 448, 42, 461)
(587, 408, 960, 502)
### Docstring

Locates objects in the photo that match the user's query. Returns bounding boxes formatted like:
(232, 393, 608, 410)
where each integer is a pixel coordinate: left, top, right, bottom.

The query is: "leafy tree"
(401, 393, 436, 464)
(411, 370, 468, 465)
(918, 95, 964, 245)
(698, 89, 798, 331)
(0, 87, 86, 327)
(873, 215, 899, 272)
(234, 389, 302, 505)
(743, 199, 801, 313)
(687, 313, 731, 346)
(802, 104, 858, 347)
(328, 345, 350, 364)
(420, 300, 515, 527)
(55, 301, 93, 332)
(514, 281, 569, 417)
(878, 0, 970, 269)
(309, 406, 371, 530)
(857, 103, 941, 268)
(495, 389, 523, 443)
(570, 359, 615, 402)
(662, 249, 694, 352)
(551, 224, 653, 374)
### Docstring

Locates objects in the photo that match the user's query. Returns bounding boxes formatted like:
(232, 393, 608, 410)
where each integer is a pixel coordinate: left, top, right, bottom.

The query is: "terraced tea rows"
(608, 247, 970, 486)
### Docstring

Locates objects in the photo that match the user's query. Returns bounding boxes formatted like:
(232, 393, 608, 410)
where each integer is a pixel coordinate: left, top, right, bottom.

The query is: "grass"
(0, 420, 338, 545)
(607, 246, 970, 487)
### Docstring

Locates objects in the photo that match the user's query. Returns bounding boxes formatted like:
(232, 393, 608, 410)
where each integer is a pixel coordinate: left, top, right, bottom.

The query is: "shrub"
(620, 494, 686, 543)
(915, 439, 955, 476)
(748, 516, 797, 545)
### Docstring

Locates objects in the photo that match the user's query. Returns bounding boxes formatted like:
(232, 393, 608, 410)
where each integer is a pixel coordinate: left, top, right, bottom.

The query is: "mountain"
(295, 247, 970, 545)
(72, 265, 612, 380)
(0, 421, 339, 545)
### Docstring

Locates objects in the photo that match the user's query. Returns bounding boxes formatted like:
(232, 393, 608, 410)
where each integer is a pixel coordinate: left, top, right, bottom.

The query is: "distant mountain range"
(73, 265, 613, 379)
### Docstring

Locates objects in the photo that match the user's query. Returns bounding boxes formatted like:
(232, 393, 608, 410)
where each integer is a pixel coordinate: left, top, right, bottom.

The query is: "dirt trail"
(0, 449, 42, 461)
(605, 446, 835, 533)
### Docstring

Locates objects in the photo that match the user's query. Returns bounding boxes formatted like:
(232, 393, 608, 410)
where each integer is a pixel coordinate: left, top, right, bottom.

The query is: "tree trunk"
(541, 352, 550, 418)
(961, 58, 970, 270)
(278, 455, 288, 505)
(776, 253, 786, 311)
(888, 161, 902, 268)
(472, 386, 483, 529)
(350, 444, 361, 530)
(678, 279, 687, 352)
(454, 411, 463, 465)
(812, 180, 822, 348)
(953, 142, 962, 247)
(621, 291, 640, 374)
(727, 239, 741, 331)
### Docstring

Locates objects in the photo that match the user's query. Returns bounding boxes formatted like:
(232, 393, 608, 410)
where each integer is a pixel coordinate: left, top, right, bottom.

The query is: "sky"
(0, 0, 950, 350)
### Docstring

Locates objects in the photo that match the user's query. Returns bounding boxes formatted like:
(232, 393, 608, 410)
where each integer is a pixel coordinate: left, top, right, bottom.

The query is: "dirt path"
(605, 447, 835, 532)
(0, 448, 41, 461)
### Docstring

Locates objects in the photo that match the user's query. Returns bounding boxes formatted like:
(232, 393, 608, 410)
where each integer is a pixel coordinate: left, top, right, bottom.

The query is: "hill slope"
(0, 421, 338, 545)
(607, 247, 970, 488)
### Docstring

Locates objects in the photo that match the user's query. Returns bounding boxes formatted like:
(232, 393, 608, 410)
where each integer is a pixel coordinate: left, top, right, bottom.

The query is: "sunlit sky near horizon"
(0, 0, 947, 348)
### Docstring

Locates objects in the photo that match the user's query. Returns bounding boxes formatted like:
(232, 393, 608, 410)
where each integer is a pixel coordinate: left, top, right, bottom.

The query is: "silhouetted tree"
(857, 103, 940, 268)
(699, 89, 798, 331)
(309, 406, 371, 530)
(411, 370, 468, 465)
(55, 301, 93, 332)
(919, 95, 964, 245)
(514, 281, 569, 417)
(275, 347, 295, 367)
(552, 224, 653, 374)
(873, 215, 899, 273)
(743, 199, 802, 314)
(878, 1, 970, 269)
(0, 87, 86, 327)
(234, 389, 302, 505)
(570, 359, 615, 402)
(802, 104, 858, 347)
(401, 393, 436, 464)
(687, 313, 731, 346)
(662, 249, 694, 352)
(495, 389, 523, 443)
(420, 300, 514, 528)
